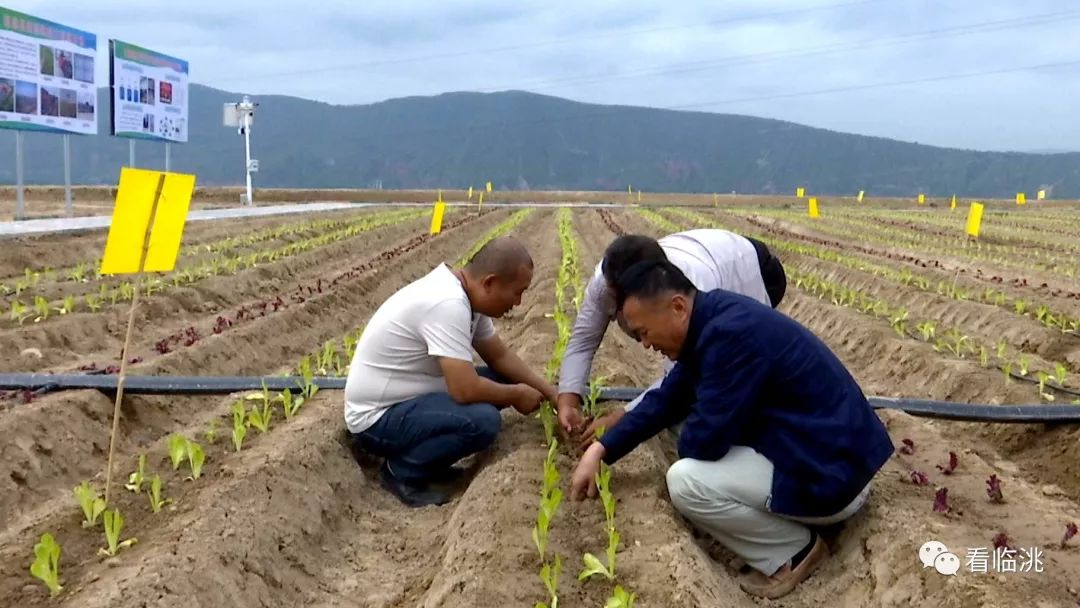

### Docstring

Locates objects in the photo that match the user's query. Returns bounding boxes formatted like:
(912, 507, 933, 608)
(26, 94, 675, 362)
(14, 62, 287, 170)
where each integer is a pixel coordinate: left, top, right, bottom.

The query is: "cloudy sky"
(10, 0, 1080, 152)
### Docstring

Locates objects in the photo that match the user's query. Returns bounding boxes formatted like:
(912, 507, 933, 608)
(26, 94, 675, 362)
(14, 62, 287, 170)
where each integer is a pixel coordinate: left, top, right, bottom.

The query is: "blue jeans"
(352, 367, 505, 483)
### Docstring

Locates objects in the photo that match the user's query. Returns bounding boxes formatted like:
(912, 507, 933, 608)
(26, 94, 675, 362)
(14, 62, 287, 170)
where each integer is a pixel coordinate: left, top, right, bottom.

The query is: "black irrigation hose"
(2, 373, 1079, 423)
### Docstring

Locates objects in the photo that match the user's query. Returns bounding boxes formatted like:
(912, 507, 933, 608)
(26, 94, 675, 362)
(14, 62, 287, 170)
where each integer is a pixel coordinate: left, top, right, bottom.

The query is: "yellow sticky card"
(1016, 192, 1026, 205)
(468, 186, 473, 200)
(486, 181, 492, 193)
(1037, 189, 1046, 200)
(950, 194, 957, 211)
(100, 168, 195, 275)
(965, 202, 984, 238)
(796, 187, 805, 198)
(808, 197, 820, 218)
(917, 193, 926, 204)
(430, 201, 446, 235)
(857, 190, 865, 203)
(478, 191, 484, 210)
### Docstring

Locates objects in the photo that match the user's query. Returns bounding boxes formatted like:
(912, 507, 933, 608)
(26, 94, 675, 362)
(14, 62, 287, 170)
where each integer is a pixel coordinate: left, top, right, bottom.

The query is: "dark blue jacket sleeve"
(599, 362, 694, 464)
(677, 325, 768, 461)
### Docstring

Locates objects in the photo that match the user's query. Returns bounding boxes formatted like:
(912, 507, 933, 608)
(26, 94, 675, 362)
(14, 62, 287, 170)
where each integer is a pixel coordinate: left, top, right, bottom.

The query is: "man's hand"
(511, 384, 544, 415)
(556, 393, 586, 435)
(578, 407, 626, 452)
(570, 442, 607, 501)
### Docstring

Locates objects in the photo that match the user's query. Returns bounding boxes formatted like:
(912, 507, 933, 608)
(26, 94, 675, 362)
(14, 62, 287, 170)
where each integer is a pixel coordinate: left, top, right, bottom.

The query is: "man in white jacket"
(556, 230, 787, 442)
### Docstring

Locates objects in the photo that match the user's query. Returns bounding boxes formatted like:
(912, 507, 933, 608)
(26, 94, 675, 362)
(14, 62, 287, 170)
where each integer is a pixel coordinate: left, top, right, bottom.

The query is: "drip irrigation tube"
(1, 373, 1079, 423)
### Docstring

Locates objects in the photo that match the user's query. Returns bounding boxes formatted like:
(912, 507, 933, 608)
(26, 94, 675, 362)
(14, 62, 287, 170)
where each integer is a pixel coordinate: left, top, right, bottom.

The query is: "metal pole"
(243, 114, 253, 206)
(129, 139, 135, 167)
(63, 134, 73, 218)
(165, 142, 171, 172)
(15, 131, 25, 220)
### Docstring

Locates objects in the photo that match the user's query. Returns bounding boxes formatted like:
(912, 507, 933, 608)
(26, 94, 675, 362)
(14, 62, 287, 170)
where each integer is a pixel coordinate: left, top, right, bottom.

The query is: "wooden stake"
(103, 173, 166, 504)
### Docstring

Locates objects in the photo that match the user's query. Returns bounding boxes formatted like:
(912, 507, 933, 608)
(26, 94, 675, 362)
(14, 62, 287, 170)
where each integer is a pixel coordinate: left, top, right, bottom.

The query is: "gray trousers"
(666, 446, 871, 576)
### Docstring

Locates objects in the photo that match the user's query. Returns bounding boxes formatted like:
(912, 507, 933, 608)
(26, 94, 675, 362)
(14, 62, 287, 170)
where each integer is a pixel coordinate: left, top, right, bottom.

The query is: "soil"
(0, 204, 1078, 607)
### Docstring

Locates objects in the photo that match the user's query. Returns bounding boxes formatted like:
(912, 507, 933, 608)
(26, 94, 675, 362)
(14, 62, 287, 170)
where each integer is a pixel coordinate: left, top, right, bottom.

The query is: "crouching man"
(569, 259, 893, 599)
(345, 237, 557, 508)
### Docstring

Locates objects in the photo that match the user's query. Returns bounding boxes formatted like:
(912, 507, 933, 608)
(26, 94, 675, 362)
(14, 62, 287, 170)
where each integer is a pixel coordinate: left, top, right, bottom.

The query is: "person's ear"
(481, 274, 498, 291)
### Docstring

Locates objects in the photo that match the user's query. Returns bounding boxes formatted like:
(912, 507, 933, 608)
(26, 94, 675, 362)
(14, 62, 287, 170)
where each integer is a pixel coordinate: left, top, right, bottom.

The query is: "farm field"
(1, 202, 1079, 607)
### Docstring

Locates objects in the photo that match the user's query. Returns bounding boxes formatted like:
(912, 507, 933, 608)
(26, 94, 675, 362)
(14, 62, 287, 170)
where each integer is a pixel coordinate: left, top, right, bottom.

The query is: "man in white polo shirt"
(345, 237, 557, 507)
(556, 230, 787, 444)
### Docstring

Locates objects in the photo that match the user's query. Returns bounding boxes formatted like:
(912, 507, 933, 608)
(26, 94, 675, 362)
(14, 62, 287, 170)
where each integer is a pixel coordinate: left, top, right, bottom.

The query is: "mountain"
(1, 85, 1078, 197)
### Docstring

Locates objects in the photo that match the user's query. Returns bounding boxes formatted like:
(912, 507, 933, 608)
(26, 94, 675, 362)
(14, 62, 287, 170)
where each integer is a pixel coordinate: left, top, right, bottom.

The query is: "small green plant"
(536, 554, 563, 608)
(1003, 362, 1013, 385)
(186, 440, 205, 480)
(583, 376, 607, 418)
(29, 532, 62, 597)
(279, 388, 301, 419)
(33, 295, 49, 322)
(248, 399, 272, 434)
(1018, 355, 1030, 377)
(125, 454, 147, 493)
(73, 481, 106, 528)
(168, 434, 189, 470)
(942, 328, 971, 358)
(147, 474, 172, 513)
(533, 442, 563, 560)
(979, 346, 989, 368)
(67, 262, 88, 283)
(605, 586, 636, 608)
(1038, 372, 1055, 402)
(10, 300, 30, 324)
(231, 401, 247, 452)
(917, 321, 936, 342)
(995, 339, 1008, 361)
(298, 355, 319, 399)
(97, 509, 137, 557)
(890, 309, 908, 337)
(580, 464, 619, 582)
(85, 294, 102, 312)
(204, 418, 219, 444)
(1053, 362, 1068, 387)
(538, 402, 556, 446)
(1014, 299, 1028, 315)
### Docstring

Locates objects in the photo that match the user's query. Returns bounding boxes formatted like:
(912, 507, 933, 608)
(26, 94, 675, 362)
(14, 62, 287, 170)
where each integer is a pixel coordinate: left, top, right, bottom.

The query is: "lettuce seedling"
(1054, 363, 1068, 387)
(248, 400, 272, 434)
(933, 487, 951, 514)
(231, 401, 248, 452)
(604, 585, 636, 608)
(898, 438, 915, 455)
(1062, 522, 1077, 548)
(186, 441, 205, 480)
(936, 452, 958, 475)
(168, 434, 189, 470)
(910, 470, 930, 486)
(204, 418, 219, 444)
(279, 389, 301, 420)
(536, 554, 562, 608)
(147, 474, 172, 513)
(97, 509, 137, 557)
(29, 532, 62, 597)
(73, 481, 106, 528)
(125, 454, 147, 493)
(33, 296, 49, 322)
(986, 475, 1004, 503)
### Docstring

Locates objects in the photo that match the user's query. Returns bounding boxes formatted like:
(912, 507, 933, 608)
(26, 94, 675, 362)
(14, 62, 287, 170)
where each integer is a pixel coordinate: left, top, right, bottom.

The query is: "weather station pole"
(243, 109, 254, 206)
(14, 131, 25, 220)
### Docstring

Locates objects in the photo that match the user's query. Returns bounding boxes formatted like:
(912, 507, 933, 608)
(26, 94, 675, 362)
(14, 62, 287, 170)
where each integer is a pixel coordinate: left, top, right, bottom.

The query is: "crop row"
(4, 209, 431, 328)
(664, 208, 1080, 336)
(454, 208, 534, 266)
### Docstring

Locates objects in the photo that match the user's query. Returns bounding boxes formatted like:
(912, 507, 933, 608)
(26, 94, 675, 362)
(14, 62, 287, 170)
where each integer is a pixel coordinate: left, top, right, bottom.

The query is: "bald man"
(345, 237, 557, 507)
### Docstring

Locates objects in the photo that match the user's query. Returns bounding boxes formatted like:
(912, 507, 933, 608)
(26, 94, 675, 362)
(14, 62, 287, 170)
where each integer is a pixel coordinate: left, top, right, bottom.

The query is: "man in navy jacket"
(570, 259, 894, 599)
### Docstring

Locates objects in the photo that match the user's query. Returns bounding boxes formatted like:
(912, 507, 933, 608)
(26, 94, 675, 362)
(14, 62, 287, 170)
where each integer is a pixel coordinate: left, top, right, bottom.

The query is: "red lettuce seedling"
(933, 487, 951, 514)
(898, 438, 915, 455)
(1063, 522, 1078, 548)
(992, 532, 1014, 551)
(986, 475, 1004, 503)
(103, 365, 120, 374)
(936, 452, 959, 475)
(128, 356, 142, 364)
(155, 339, 172, 354)
(909, 470, 930, 486)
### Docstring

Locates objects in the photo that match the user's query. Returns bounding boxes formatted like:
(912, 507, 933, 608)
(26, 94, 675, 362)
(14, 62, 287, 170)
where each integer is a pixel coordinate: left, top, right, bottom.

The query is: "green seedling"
(10, 300, 30, 324)
(1014, 299, 1028, 315)
(248, 399, 272, 433)
(67, 262, 88, 283)
(231, 401, 248, 452)
(29, 532, 62, 597)
(56, 295, 75, 315)
(279, 389, 301, 420)
(917, 321, 936, 341)
(890, 309, 908, 337)
(1018, 355, 1030, 377)
(204, 418, 219, 444)
(1053, 362, 1068, 387)
(33, 296, 49, 322)
(168, 434, 189, 470)
(583, 376, 607, 417)
(996, 339, 1008, 361)
(147, 474, 172, 513)
(979, 346, 989, 368)
(1038, 372, 1055, 402)
(942, 328, 970, 358)
(605, 585, 636, 608)
(125, 454, 147, 493)
(97, 509, 137, 557)
(85, 294, 102, 312)
(1002, 362, 1013, 385)
(298, 355, 319, 399)
(1035, 305, 1050, 322)
(186, 441, 205, 480)
(536, 554, 563, 608)
(538, 402, 556, 446)
(73, 481, 106, 528)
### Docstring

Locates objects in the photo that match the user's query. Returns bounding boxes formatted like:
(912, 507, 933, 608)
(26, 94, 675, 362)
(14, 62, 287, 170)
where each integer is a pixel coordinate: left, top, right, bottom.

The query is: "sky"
(8, 0, 1080, 152)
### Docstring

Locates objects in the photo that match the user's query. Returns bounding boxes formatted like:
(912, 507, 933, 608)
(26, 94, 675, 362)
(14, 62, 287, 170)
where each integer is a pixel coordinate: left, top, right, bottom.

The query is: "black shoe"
(379, 464, 450, 508)
(427, 465, 468, 484)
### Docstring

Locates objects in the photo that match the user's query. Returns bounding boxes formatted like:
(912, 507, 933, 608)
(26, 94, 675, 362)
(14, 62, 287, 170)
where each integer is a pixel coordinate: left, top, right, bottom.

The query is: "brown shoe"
(739, 535, 829, 599)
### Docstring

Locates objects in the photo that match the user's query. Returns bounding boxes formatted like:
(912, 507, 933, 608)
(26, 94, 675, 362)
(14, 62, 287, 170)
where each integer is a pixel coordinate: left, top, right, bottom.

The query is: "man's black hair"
(613, 259, 696, 310)
(601, 235, 667, 284)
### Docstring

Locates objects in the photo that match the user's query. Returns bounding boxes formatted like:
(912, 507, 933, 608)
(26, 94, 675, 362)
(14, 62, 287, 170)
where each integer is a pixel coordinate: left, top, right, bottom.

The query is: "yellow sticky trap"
(430, 201, 446, 235)
(486, 181, 492, 193)
(1016, 192, 1026, 205)
(917, 193, 925, 204)
(468, 186, 473, 200)
(808, 197, 820, 218)
(1037, 189, 1046, 200)
(100, 168, 195, 275)
(950, 194, 957, 211)
(965, 202, 984, 238)
(796, 187, 805, 198)
(478, 191, 484, 210)
(857, 190, 865, 203)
